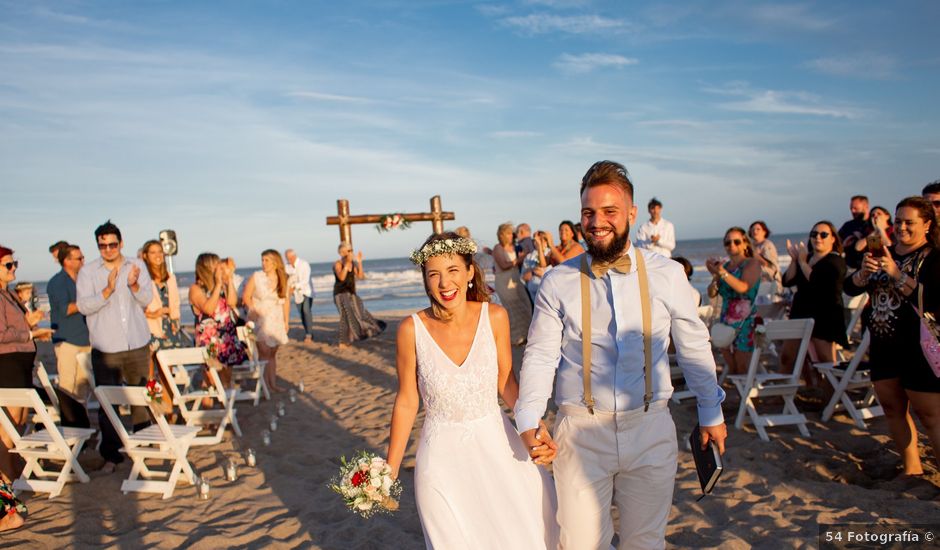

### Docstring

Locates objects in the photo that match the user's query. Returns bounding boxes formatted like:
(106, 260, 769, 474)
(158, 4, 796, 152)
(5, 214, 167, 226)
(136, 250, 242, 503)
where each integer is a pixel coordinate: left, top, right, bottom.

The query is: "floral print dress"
(718, 261, 760, 352)
(1, 480, 26, 517)
(194, 291, 248, 366)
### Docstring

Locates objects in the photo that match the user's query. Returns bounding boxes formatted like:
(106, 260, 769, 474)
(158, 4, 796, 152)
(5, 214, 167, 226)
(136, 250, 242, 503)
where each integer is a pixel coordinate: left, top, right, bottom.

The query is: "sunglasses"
(97, 242, 120, 250)
(70, 256, 85, 262)
(723, 239, 743, 247)
(2, 260, 18, 270)
(809, 231, 830, 239)
(931, 200, 940, 208)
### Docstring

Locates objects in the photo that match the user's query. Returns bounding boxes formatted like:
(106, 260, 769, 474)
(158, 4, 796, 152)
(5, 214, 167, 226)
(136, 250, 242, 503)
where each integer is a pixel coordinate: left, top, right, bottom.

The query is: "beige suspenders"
(579, 251, 654, 415)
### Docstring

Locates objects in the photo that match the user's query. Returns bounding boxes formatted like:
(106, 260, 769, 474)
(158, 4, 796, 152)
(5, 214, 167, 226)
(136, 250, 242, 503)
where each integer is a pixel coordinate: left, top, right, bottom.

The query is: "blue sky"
(3, 1, 938, 280)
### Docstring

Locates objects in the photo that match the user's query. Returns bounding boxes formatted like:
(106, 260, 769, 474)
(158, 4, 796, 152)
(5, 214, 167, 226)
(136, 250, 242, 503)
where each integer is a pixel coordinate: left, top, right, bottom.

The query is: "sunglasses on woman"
(809, 231, 830, 239)
(723, 239, 743, 247)
(2, 261, 18, 270)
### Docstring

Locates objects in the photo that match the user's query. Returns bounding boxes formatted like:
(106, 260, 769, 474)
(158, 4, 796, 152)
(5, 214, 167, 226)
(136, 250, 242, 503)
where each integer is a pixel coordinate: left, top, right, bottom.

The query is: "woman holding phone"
(844, 197, 940, 475)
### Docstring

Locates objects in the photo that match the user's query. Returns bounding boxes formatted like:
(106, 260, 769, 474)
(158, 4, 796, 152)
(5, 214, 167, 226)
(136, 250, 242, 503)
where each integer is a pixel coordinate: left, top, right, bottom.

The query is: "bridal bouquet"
(330, 451, 402, 518)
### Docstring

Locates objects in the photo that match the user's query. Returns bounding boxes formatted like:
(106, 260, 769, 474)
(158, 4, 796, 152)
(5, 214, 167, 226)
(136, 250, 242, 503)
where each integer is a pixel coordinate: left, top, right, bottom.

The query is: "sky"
(2, 0, 938, 281)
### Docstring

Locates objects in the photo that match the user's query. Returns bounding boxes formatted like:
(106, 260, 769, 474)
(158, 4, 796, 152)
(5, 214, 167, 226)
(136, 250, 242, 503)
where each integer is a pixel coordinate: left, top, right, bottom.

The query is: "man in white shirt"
(515, 161, 727, 549)
(285, 249, 314, 342)
(635, 197, 676, 257)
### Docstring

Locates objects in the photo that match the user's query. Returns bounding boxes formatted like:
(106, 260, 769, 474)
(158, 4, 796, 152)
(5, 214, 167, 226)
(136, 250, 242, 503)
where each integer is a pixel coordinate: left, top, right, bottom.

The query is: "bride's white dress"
(412, 302, 559, 549)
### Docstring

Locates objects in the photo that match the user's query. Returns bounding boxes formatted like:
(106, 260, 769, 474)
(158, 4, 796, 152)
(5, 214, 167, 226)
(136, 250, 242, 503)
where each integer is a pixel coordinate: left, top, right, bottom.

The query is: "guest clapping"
(844, 197, 940, 474)
(190, 253, 247, 388)
(0, 247, 52, 502)
(852, 206, 893, 255)
(706, 228, 761, 375)
(244, 250, 290, 392)
(781, 222, 848, 369)
(332, 244, 386, 348)
(493, 223, 532, 346)
(142, 240, 185, 351)
(543, 221, 585, 266)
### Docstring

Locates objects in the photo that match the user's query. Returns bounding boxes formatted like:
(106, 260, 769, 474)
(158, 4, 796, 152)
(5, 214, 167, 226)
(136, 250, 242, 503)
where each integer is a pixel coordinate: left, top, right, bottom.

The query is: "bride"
(385, 232, 559, 549)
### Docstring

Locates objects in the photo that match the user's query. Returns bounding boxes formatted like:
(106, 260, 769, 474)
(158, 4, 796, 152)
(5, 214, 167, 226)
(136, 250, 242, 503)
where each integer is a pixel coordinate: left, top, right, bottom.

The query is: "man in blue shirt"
(48, 244, 92, 403)
(77, 220, 153, 471)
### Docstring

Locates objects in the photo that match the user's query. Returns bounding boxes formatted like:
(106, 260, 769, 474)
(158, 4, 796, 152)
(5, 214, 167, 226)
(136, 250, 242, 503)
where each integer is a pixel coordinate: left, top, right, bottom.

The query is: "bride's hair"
(417, 232, 490, 320)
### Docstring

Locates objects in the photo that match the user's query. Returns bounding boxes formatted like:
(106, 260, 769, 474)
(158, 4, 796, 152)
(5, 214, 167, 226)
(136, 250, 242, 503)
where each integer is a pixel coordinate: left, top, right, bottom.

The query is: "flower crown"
(410, 237, 478, 265)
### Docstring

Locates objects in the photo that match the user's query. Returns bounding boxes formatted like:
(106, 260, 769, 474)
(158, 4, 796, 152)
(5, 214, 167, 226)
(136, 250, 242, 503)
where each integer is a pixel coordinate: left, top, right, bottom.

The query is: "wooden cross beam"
(325, 195, 456, 247)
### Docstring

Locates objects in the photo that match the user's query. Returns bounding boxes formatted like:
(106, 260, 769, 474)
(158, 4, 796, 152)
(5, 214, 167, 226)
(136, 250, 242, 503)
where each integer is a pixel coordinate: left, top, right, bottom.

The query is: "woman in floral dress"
(189, 253, 247, 388)
(706, 227, 761, 376)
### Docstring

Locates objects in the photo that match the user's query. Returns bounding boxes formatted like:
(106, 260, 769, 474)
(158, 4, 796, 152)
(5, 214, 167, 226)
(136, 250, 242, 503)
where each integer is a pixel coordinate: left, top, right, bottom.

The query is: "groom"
(515, 161, 727, 549)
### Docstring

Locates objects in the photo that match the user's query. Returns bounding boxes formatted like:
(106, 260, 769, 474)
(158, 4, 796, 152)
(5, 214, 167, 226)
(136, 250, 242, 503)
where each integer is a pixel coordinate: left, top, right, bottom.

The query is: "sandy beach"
(5, 313, 938, 549)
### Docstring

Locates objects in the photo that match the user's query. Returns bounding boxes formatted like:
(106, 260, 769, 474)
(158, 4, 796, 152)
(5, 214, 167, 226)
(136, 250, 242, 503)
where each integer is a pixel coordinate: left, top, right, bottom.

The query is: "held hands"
(520, 420, 559, 466)
(699, 423, 728, 455)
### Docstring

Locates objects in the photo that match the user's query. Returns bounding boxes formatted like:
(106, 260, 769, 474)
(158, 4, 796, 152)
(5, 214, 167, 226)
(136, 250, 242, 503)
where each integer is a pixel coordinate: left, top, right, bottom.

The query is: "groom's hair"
(579, 160, 634, 200)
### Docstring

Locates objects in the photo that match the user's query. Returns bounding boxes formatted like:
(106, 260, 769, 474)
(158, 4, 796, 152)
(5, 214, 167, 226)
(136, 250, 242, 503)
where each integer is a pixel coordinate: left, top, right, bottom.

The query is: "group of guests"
(0, 220, 348, 530)
(705, 183, 940, 477)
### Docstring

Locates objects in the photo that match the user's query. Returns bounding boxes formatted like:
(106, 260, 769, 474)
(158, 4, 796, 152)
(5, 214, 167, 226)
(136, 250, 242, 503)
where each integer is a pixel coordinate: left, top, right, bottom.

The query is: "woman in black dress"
(332, 243, 386, 348)
(781, 221, 848, 369)
(845, 197, 940, 476)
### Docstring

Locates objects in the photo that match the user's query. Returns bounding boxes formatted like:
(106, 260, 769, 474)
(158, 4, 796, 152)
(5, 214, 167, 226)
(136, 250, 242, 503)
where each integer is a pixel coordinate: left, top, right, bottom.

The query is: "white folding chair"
(730, 318, 815, 441)
(843, 292, 868, 345)
(0, 388, 96, 498)
(232, 326, 270, 406)
(94, 386, 199, 499)
(156, 347, 241, 446)
(33, 361, 62, 425)
(813, 331, 883, 428)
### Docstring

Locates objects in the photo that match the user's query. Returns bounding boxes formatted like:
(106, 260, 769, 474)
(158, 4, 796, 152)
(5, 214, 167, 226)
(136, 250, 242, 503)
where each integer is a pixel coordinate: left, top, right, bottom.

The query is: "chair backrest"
(0, 388, 70, 451)
(156, 347, 208, 401)
(94, 385, 175, 443)
(35, 361, 60, 412)
(744, 318, 815, 388)
(236, 326, 260, 362)
(841, 330, 871, 375)
(843, 292, 868, 343)
(75, 351, 96, 391)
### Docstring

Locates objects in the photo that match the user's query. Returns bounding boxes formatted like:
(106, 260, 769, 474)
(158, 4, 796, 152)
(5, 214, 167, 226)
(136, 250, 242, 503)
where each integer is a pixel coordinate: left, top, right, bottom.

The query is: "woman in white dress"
(492, 222, 533, 346)
(243, 249, 289, 392)
(386, 232, 559, 550)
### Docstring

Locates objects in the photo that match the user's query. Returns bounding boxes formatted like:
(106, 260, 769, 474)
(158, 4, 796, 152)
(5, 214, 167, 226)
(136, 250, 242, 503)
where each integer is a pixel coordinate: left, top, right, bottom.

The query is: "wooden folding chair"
(813, 331, 883, 428)
(156, 347, 241, 446)
(0, 388, 96, 498)
(232, 326, 270, 406)
(730, 318, 815, 441)
(94, 386, 199, 499)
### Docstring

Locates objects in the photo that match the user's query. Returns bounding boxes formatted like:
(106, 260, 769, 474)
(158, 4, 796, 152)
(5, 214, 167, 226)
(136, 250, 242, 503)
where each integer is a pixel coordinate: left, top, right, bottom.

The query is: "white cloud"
(287, 90, 375, 104)
(554, 53, 638, 74)
(804, 54, 897, 80)
(522, 0, 591, 7)
(705, 82, 861, 119)
(489, 130, 542, 138)
(500, 14, 629, 35)
(746, 3, 832, 31)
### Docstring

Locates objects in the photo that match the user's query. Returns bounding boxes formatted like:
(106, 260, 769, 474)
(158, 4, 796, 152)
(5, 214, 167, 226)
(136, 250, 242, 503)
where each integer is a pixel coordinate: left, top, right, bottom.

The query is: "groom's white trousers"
(553, 400, 677, 550)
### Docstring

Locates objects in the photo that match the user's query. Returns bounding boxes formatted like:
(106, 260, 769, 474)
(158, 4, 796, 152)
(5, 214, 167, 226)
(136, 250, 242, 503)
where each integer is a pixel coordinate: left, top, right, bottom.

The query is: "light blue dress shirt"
(76, 256, 153, 354)
(514, 246, 725, 433)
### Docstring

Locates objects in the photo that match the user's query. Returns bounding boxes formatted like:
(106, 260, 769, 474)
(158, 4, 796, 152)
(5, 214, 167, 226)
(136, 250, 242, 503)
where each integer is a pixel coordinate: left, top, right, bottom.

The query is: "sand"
(6, 314, 939, 549)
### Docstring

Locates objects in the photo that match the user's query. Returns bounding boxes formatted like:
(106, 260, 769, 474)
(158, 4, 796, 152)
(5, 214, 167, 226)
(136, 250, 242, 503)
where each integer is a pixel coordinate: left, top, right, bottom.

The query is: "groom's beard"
(584, 222, 631, 263)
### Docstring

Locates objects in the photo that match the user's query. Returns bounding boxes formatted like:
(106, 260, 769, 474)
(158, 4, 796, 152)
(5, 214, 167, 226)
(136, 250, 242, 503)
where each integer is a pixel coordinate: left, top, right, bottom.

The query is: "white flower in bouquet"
(329, 450, 403, 518)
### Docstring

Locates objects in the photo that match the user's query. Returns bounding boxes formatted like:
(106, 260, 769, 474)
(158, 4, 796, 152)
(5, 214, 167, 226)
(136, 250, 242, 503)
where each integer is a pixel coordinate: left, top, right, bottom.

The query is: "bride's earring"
(468, 281, 474, 289)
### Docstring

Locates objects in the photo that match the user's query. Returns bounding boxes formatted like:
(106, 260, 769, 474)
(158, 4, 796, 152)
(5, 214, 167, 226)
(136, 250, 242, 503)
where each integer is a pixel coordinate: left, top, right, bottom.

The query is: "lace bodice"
(413, 303, 500, 436)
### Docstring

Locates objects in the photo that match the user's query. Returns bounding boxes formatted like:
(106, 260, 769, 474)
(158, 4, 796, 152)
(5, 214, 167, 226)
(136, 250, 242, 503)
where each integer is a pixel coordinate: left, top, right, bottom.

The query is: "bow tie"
(590, 254, 632, 278)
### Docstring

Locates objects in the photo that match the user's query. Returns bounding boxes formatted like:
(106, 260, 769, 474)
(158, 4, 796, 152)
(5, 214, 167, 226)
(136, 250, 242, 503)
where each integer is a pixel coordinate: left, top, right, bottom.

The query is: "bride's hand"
(521, 421, 558, 466)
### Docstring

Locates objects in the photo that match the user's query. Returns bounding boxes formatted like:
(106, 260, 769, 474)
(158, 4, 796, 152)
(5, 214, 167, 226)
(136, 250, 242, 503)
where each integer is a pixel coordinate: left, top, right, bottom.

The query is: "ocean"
(29, 232, 804, 326)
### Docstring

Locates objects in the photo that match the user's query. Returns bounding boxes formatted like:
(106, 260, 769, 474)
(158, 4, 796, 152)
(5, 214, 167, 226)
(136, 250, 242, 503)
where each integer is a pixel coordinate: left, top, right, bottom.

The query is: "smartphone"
(867, 233, 885, 257)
